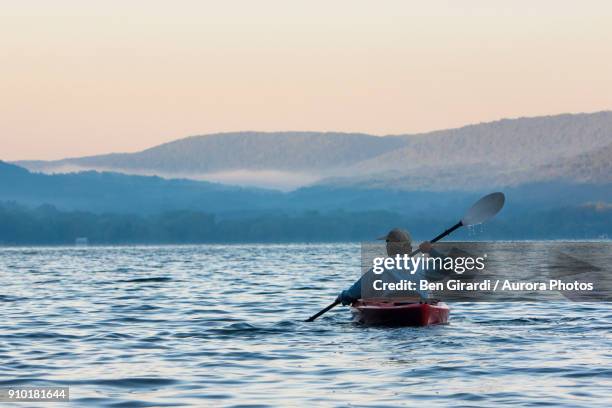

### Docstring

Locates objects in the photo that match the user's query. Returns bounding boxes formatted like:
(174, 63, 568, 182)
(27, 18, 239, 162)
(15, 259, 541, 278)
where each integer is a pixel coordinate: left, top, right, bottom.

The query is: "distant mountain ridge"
(328, 112, 612, 189)
(14, 111, 612, 190)
(18, 131, 407, 175)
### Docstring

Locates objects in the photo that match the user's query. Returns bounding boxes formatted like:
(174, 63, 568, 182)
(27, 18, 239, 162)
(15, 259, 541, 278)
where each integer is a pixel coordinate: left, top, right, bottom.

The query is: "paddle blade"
(461, 192, 505, 226)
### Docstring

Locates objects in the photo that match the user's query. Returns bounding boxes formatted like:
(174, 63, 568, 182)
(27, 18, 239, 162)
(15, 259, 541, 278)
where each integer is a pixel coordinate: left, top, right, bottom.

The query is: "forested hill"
(1, 162, 611, 242)
(2, 161, 611, 216)
(0, 161, 283, 214)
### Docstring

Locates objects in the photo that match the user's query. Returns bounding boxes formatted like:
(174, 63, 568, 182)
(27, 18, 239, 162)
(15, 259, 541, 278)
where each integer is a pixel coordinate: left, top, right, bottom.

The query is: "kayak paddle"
(304, 192, 505, 322)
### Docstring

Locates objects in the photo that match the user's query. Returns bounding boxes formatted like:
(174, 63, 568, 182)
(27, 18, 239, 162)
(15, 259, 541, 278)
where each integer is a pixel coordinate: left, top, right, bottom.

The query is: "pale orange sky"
(1, 0, 612, 160)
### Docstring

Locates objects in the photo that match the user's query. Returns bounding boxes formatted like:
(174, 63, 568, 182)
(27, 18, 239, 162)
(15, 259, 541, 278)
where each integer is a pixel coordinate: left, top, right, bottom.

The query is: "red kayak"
(351, 299, 450, 326)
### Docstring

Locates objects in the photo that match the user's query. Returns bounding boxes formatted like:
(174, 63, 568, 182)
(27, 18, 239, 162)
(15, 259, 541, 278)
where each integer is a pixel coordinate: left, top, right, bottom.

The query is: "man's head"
(377, 228, 412, 257)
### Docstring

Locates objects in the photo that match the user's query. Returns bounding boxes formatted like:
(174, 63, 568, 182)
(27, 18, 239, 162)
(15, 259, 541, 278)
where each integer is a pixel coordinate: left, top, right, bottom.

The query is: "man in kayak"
(336, 228, 450, 305)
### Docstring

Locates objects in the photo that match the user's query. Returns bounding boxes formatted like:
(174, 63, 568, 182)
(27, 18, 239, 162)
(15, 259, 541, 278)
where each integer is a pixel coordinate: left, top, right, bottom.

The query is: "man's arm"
(336, 271, 368, 306)
(419, 241, 451, 281)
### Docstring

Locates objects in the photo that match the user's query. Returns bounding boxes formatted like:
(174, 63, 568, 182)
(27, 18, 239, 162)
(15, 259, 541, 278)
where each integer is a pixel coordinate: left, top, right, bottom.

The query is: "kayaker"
(336, 228, 450, 305)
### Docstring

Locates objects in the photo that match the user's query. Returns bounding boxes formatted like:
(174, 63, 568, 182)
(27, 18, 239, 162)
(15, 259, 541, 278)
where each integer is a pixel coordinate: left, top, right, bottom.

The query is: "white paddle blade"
(461, 192, 505, 226)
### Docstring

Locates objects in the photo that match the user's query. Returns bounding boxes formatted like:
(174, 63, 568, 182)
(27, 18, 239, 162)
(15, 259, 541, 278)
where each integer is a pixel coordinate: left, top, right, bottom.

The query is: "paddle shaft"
(305, 221, 463, 322)
(305, 300, 340, 322)
(408, 221, 462, 257)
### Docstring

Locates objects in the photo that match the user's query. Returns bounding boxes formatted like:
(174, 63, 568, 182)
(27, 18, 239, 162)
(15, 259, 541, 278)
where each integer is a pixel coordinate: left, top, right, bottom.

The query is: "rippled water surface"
(1, 244, 611, 407)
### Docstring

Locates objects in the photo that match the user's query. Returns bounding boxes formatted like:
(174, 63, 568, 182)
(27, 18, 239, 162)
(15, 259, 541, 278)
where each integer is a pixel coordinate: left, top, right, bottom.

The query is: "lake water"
(1, 243, 611, 407)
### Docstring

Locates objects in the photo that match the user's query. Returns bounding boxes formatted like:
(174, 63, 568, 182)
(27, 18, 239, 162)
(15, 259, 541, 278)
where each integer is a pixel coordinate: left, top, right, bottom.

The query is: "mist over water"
(1, 244, 611, 407)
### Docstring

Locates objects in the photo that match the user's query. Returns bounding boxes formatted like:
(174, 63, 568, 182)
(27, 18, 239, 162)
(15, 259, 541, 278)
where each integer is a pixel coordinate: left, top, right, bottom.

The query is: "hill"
(0, 162, 610, 241)
(15, 112, 612, 190)
(0, 161, 283, 214)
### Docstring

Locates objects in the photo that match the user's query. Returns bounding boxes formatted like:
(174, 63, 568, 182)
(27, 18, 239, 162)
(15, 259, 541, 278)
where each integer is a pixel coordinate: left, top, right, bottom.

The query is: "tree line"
(0, 201, 610, 245)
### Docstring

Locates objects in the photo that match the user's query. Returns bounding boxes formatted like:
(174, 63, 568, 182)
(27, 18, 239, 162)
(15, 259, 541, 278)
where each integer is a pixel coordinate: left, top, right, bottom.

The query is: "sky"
(1, 0, 612, 161)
